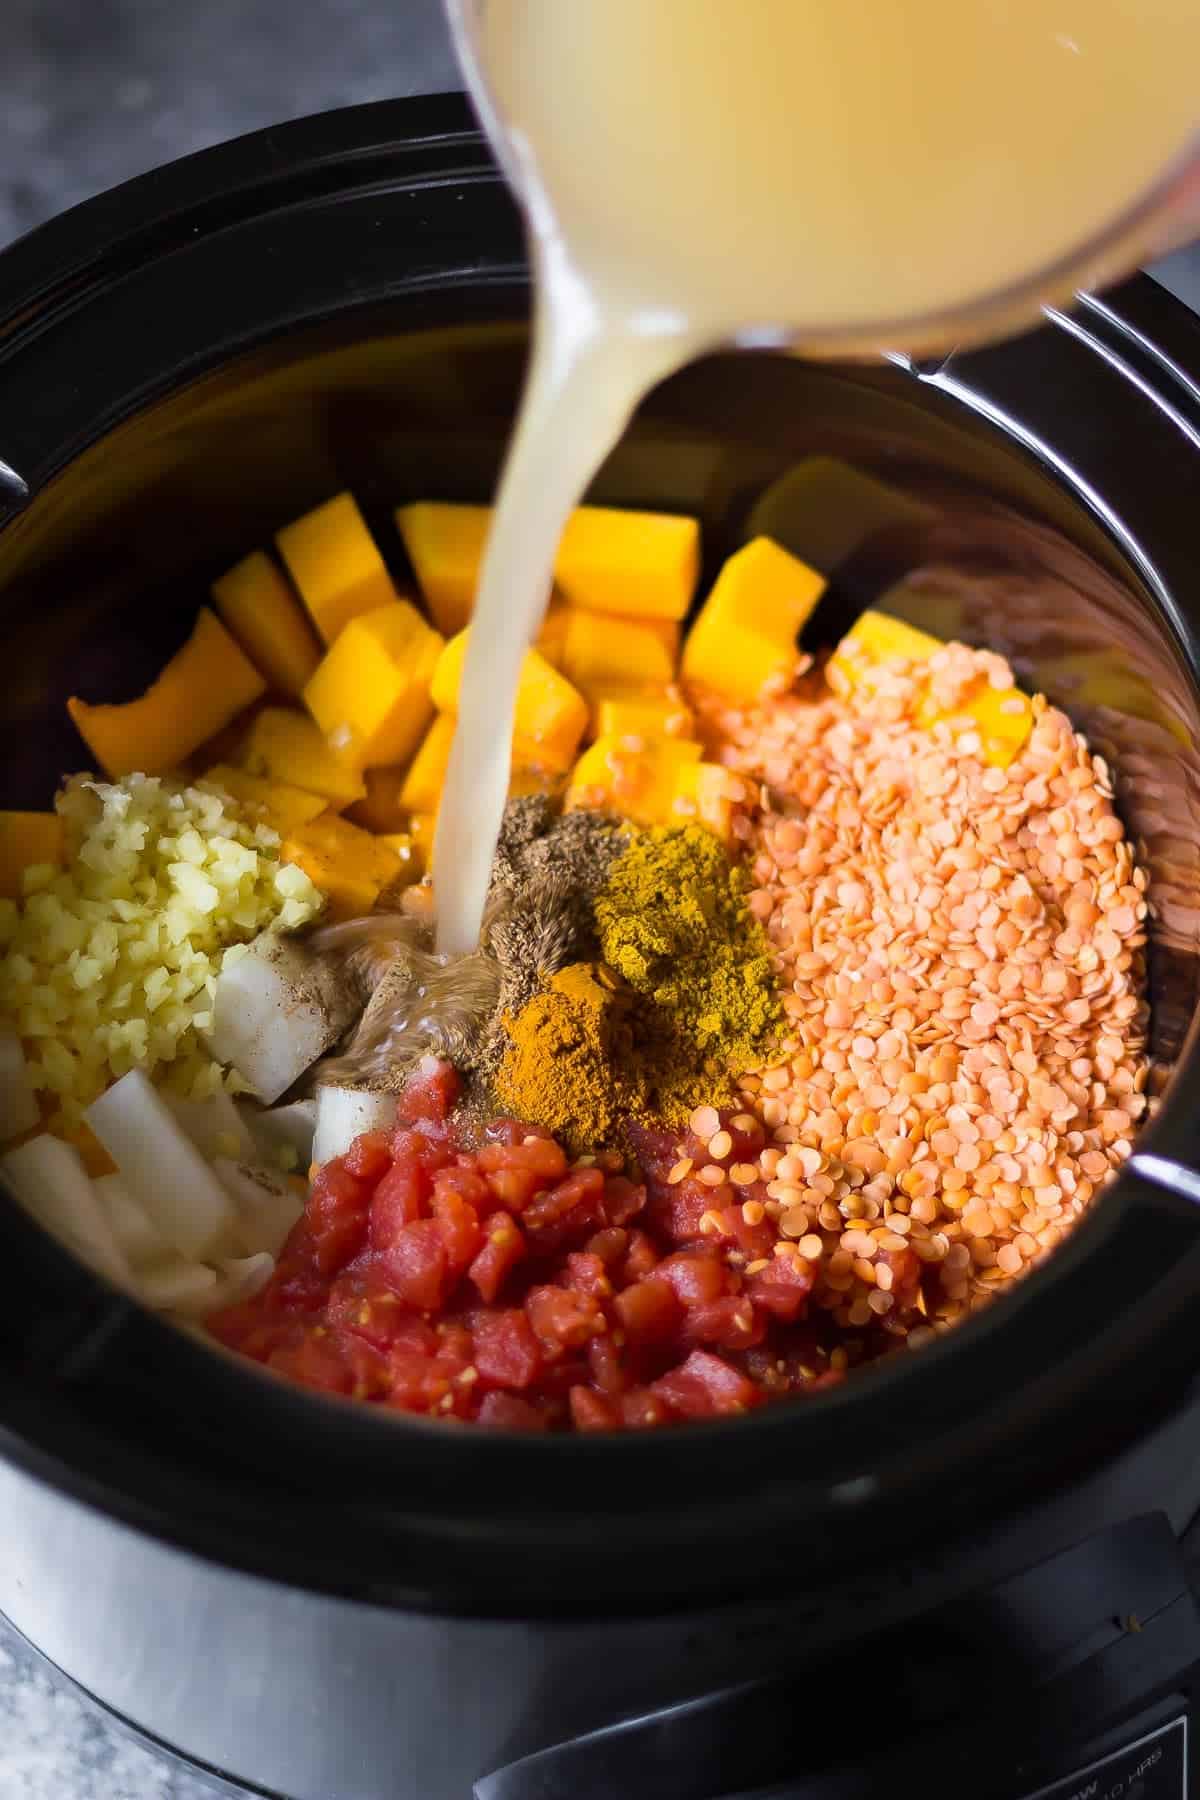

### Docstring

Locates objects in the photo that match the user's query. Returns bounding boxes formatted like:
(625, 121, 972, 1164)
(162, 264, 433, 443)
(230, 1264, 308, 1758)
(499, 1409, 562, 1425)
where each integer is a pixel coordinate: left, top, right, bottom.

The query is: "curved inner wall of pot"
(1, 310, 1197, 1087)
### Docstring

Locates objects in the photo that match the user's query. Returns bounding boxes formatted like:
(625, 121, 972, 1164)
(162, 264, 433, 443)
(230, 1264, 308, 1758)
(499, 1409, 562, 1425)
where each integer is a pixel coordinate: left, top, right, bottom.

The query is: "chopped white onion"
(0, 1029, 40, 1138)
(93, 1171, 170, 1267)
(312, 1085, 396, 1169)
(209, 1252, 275, 1309)
(163, 1090, 256, 1163)
(137, 1260, 220, 1311)
(0, 1135, 131, 1287)
(205, 933, 358, 1104)
(85, 1070, 236, 1259)
(237, 1097, 318, 1169)
(213, 1157, 304, 1257)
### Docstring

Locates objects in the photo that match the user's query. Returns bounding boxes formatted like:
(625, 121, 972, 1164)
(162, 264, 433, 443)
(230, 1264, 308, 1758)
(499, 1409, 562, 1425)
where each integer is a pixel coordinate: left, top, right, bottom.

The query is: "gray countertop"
(2, 4, 1199, 1795)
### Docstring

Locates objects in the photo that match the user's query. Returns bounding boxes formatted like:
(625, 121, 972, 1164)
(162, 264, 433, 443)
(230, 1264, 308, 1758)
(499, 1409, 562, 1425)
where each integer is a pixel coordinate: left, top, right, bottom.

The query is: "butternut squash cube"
(237, 708, 366, 809)
(826, 609, 944, 695)
(395, 502, 490, 636)
(431, 631, 588, 772)
(566, 734, 702, 829)
(0, 812, 65, 900)
(593, 689, 695, 742)
(396, 501, 700, 630)
(409, 813, 437, 862)
(670, 762, 735, 846)
(554, 507, 700, 621)
(279, 812, 403, 922)
(932, 683, 1034, 770)
(399, 713, 456, 816)
(507, 765, 564, 801)
(535, 598, 570, 669)
(68, 608, 266, 778)
(211, 550, 322, 699)
(829, 611, 1033, 769)
(276, 493, 396, 646)
(561, 608, 677, 708)
(682, 538, 825, 706)
(346, 764, 411, 836)
(746, 457, 932, 576)
(304, 601, 443, 774)
(378, 833, 423, 882)
(199, 765, 327, 834)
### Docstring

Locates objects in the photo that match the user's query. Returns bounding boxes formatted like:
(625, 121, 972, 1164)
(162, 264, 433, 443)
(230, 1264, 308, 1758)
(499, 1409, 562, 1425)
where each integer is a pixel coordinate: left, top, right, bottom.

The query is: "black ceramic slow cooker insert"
(3, 98, 1200, 1800)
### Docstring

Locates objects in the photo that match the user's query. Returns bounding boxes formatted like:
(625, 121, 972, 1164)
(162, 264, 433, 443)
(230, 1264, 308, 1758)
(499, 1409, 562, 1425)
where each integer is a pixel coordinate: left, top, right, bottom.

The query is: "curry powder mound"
(595, 823, 781, 1078)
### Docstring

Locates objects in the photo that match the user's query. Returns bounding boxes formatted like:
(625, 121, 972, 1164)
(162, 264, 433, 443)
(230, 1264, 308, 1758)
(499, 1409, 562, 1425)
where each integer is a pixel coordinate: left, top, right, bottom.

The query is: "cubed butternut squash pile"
(56, 484, 1034, 929)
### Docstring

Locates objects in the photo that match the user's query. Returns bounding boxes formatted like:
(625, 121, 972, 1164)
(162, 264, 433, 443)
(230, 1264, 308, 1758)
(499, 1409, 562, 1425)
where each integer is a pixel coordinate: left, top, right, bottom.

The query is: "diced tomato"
(307, 1161, 369, 1275)
(336, 1332, 391, 1400)
(343, 1130, 393, 1183)
(478, 1138, 569, 1182)
(326, 1272, 417, 1353)
(587, 1332, 628, 1395)
(386, 1348, 472, 1416)
(431, 1189, 483, 1276)
(209, 1099, 875, 1435)
(657, 1249, 727, 1308)
(714, 1202, 776, 1260)
(467, 1212, 527, 1303)
(747, 1253, 815, 1321)
(396, 1057, 460, 1125)
(432, 1164, 491, 1210)
(473, 1310, 543, 1390)
(880, 1245, 922, 1308)
(434, 1320, 475, 1364)
(614, 1276, 683, 1347)
(389, 1126, 455, 1170)
(648, 1178, 711, 1244)
(561, 1251, 612, 1299)
(651, 1349, 760, 1418)
(619, 1386, 671, 1429)
(482, 1165, 543, 1214)
(601, 1176, 646, 1227)
(378, 1218, 450, 1311)
(569, 1386, 621, 1432)
(369, 1159, 429, 1246)
(683, 1296, 765, 1351)
(477, 1392, 546, 1430)
(624, 1120, 685, 1185)
(621, 1229, 660, 1283)
(267, 1328, 352, 1394)
(522, 1166, 605, 1233)
(585, 1227, 629, 1268)
(525, 1285, 602, 1356)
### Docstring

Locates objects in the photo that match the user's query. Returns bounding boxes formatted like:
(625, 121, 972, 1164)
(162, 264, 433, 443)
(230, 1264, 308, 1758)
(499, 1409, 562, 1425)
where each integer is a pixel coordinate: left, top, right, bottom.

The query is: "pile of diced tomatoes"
(208, 1060, 886, 1431)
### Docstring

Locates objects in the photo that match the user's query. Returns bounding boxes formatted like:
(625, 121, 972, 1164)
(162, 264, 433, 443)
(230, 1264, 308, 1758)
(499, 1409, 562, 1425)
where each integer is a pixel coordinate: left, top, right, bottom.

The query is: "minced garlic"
(0, 773, 323, 1125)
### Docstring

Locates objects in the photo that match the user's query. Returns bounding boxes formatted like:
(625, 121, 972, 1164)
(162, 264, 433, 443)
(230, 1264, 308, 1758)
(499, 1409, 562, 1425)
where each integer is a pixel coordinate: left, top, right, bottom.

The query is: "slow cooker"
(3, 96, 1200, 1800)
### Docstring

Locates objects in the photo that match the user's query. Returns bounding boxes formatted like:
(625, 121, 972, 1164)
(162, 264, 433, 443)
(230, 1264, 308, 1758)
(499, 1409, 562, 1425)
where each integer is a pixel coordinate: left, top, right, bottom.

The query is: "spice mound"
(493, 825, 782, 1149)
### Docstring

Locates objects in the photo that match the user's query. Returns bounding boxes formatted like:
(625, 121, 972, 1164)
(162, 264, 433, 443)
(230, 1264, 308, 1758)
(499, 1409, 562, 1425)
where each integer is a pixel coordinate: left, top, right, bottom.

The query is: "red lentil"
(694, 637, 1151, 1348)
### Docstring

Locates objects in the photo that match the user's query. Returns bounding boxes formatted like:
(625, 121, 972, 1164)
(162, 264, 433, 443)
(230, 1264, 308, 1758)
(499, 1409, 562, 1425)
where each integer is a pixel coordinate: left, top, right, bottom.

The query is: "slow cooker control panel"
(1020, 1714, 1187, 1800)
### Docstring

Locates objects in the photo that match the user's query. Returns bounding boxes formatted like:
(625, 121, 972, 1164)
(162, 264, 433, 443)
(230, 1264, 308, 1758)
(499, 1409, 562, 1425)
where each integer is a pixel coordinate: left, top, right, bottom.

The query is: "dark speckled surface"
(1, 0, 460, 247)
(0, 7, 1197, 1794)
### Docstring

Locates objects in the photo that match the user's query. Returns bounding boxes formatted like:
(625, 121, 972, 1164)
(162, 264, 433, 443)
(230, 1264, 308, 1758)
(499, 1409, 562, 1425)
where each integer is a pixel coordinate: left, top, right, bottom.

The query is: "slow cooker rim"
(2, 98, 1200, 1620)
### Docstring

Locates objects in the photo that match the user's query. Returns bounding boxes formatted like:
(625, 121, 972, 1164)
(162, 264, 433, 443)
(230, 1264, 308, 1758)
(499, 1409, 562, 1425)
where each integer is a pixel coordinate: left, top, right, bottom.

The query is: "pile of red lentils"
(693, 639, 1151, 1350)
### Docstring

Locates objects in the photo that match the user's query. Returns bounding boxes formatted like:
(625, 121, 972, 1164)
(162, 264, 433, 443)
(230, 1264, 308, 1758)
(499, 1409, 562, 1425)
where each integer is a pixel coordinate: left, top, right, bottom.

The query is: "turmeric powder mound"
(595, 823, 781, 1078)
(494, 962, 631, 1152)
